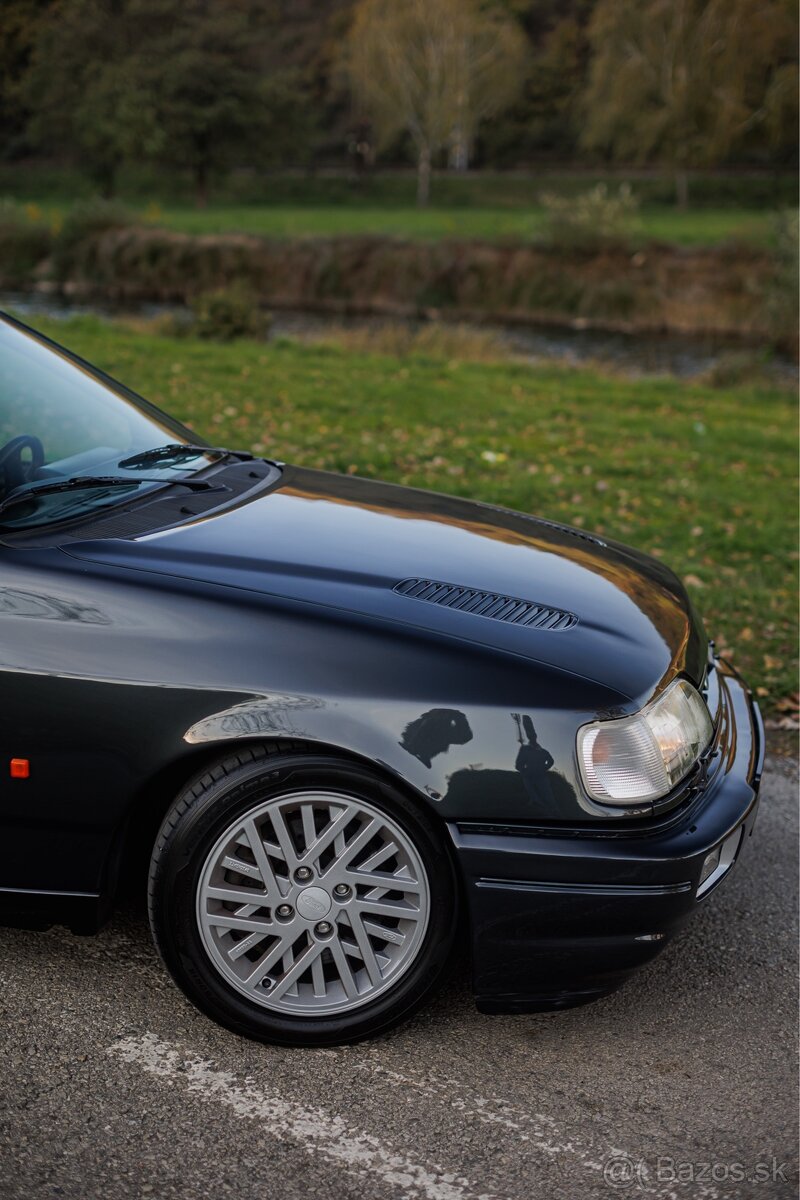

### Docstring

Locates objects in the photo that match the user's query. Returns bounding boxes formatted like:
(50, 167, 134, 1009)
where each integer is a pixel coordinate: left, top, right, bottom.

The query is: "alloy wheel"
(196, 790, 430, 1015)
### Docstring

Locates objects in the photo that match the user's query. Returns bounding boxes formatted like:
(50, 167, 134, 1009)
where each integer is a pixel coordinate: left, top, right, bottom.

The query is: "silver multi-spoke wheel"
(152, 750, 456, 1043)
(196, 791, 431, 1015)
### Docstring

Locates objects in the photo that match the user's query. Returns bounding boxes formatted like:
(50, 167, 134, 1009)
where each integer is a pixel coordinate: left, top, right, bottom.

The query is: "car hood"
(66, 464, 706, 706)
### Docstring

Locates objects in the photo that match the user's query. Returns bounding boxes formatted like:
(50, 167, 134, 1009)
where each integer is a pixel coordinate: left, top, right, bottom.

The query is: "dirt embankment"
(6, 226, 788, 344)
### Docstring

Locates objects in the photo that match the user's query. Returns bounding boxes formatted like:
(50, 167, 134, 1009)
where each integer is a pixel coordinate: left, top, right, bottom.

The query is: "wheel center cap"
(296, 886, 332, 921)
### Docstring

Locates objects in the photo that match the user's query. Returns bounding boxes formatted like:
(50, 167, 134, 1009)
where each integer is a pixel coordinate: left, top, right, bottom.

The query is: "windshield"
(0, 314, 216, 529)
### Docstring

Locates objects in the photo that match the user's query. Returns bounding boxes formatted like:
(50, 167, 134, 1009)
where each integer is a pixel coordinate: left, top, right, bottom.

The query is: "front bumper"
(450, 656, 765, 1014)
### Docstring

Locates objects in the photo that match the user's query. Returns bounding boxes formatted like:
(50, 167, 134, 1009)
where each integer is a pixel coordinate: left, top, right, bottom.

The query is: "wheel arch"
(107, 734, 462, 912)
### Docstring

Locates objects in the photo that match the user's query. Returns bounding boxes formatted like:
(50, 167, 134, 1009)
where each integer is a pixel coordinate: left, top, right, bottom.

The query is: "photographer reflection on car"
(513, 713, 557, 813)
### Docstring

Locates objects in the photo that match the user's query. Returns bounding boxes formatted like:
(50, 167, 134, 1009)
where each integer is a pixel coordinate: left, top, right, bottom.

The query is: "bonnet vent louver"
(393, 578, 578, 631)
(522, 515, 607, 547)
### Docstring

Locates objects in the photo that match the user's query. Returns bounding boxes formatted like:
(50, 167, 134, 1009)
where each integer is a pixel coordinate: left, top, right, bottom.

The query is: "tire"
(148, 744, 458, 1046)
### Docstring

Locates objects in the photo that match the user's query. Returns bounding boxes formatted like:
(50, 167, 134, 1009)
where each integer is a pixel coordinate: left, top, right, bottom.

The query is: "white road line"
(108, 1033, 722, 1200)
(347, 1060, 720, 1200)
(108, 1033, 491, 1200)
(354, 1062, 566, 1146)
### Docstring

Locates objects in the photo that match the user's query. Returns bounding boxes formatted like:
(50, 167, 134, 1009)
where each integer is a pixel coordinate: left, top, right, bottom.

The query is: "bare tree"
(344, 0, 527, 205)
(581, 0, 798, 209)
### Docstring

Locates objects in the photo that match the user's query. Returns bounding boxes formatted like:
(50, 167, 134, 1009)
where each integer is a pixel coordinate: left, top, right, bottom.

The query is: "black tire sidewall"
(150, 753, 458, 1045)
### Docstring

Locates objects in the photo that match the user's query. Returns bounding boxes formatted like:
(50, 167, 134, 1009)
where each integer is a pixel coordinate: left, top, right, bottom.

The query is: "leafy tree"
(9, 0, 797, 183)
(760, 0, 800, 166)
(19, 0, 315, 201)
(0, 0, 53, 159)
(482, 11, 591, 165)
(343, 0, 527, 204)
(20, 0, 153, 194)
(581, 0, 799, 207)
(127, 0, 314, 206)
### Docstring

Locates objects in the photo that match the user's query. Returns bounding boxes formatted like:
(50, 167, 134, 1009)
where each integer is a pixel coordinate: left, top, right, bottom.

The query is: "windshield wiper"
(0, 473, 219, 519)
(118, 443, 254, 470)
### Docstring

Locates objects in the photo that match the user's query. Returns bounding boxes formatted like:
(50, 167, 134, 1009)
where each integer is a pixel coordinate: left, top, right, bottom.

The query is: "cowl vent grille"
(393, 578, 578, 631)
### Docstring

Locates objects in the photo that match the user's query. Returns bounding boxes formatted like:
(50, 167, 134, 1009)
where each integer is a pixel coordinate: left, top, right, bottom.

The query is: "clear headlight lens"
(577, 679, 713, 806)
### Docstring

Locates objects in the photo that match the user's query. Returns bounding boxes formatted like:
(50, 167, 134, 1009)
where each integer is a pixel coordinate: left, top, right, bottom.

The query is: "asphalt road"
(1, 756, 797, 1200)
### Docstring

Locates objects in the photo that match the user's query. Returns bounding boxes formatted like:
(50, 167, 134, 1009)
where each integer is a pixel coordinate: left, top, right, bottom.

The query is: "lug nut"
(315, 921, 333, 936)
(276, 903, 293, 918)
(294, 866, 313, 883)
(333, 883, 350, 898)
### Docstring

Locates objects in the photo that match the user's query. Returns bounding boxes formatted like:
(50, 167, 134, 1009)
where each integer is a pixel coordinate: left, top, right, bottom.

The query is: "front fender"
(0, 549, 625, 908)
(181, 689, 594, 824)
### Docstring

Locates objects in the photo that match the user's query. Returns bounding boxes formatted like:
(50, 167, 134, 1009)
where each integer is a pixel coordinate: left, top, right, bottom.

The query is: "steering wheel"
(0, 435, 45, 493)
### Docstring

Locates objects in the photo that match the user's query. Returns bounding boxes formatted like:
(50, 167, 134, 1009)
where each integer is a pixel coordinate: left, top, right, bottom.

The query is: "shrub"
(0, 200, 53, 285)
(763, 209, 799, 353)
(52, 198, 137, 278)
(538, 184, 640, 251)
(699, 349, 789, 389)
(189, 283, 271, 341)
(315, 320, 507, 362)
(144, 310, 196, 339)
(515, 264, 584, 314)
(578, 279, 639, 319)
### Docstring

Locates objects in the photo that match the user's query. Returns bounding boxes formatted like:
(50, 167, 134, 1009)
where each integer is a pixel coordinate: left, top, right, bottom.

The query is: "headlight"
(577, 679, 712, 806)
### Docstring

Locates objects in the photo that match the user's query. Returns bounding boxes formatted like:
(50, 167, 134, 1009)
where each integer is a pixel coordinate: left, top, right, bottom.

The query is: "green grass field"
(22, 314, 800, 712)
(14, 198, 775, 246)
(149, 204, 775, 246)
(5, 164, 794, 247)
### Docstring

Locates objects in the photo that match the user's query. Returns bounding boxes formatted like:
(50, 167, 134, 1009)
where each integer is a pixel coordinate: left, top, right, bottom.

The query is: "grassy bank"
(3, 220, 784, 345)
(3, 164, 797, 248)
(22, 313, 798, 714)
(155, 204, 780, 247)
(7, 199, 780, 248)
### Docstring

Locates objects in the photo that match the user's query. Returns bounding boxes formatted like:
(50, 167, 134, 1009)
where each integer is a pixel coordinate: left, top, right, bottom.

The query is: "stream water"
(1, 290, 795, 382)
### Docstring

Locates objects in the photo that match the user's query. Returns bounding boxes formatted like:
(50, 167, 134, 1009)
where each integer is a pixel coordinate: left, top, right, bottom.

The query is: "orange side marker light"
(10, 758, 30, 779)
